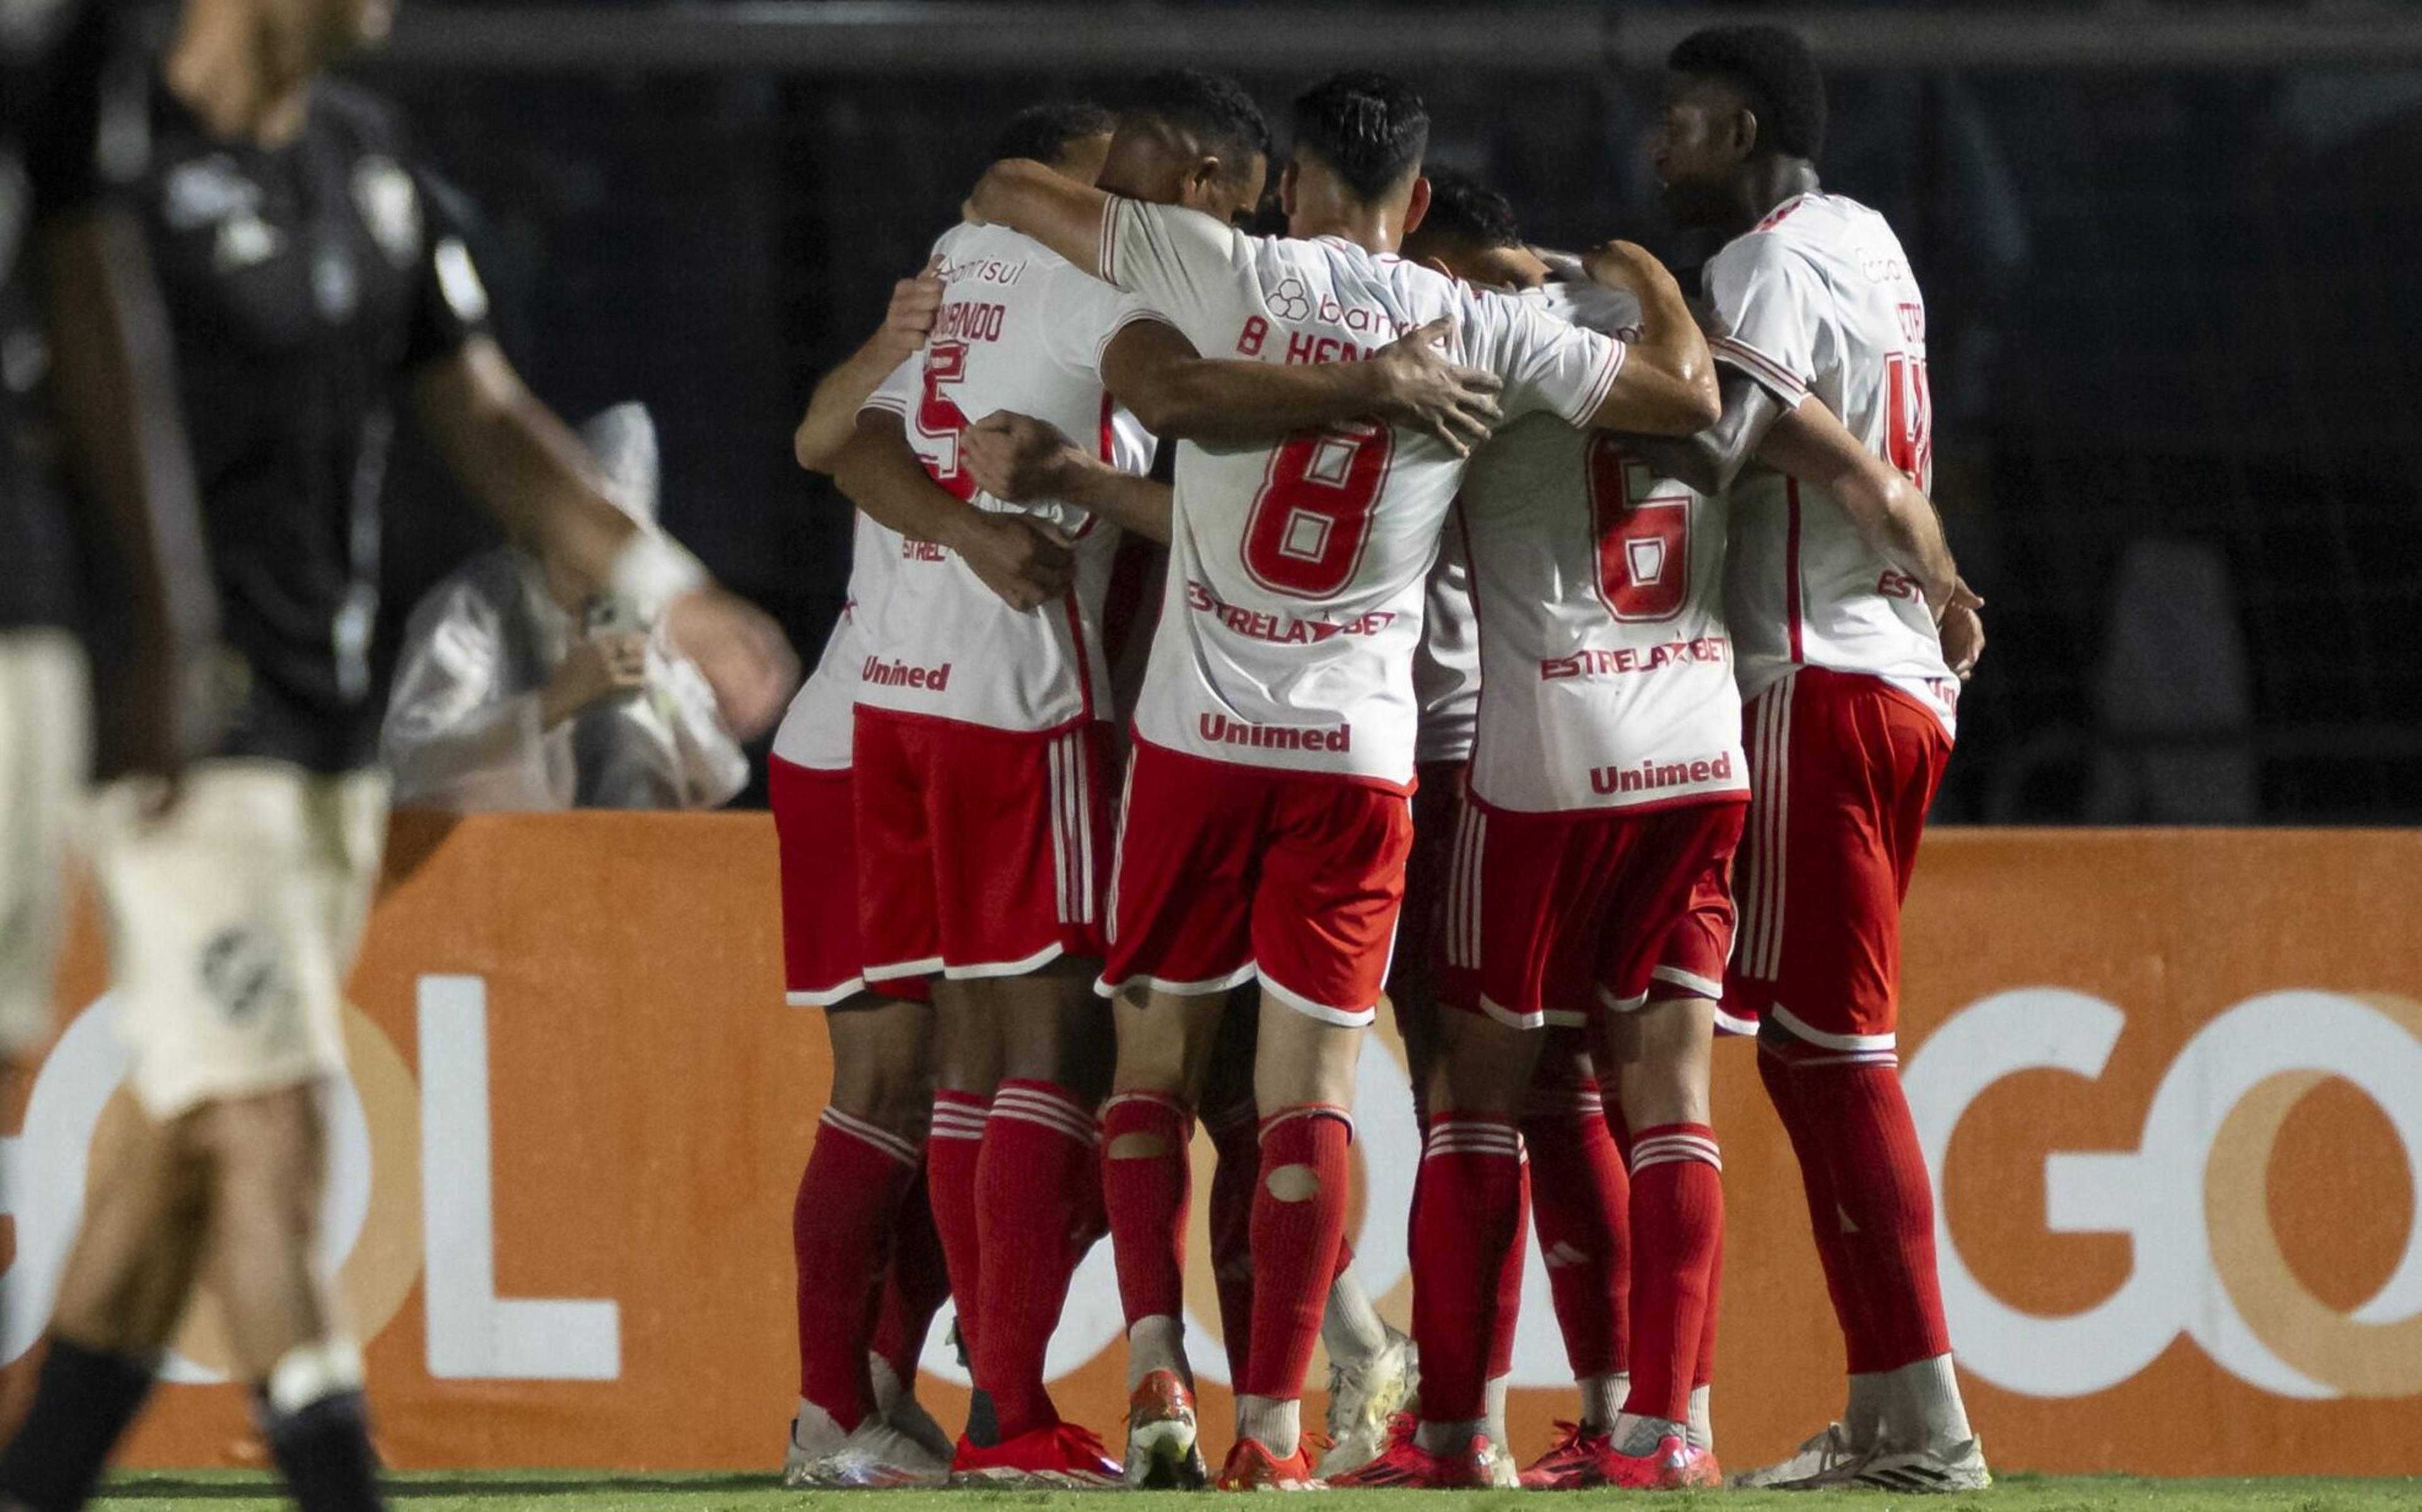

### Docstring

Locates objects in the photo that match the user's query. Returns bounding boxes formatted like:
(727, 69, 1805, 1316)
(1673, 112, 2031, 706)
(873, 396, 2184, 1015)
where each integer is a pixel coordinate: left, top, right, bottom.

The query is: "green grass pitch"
(90, 1472, 2422, 1511)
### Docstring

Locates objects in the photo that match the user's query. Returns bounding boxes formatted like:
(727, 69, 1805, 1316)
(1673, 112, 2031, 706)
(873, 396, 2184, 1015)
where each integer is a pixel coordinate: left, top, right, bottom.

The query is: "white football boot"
(1314, 1326, 1419, 1479)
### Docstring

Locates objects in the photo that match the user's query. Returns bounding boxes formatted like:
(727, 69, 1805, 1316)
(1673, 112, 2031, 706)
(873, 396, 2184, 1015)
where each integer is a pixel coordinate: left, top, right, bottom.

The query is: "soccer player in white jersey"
(967, 68, 1720, 1489)
(1641, 25, 1991, 1493)
(832, 71, 1506, 1489)
(771, 103, 1108, 1491)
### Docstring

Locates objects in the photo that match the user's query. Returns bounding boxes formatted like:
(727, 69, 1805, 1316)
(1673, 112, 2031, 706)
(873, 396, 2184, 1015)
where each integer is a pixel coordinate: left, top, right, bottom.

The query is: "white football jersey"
(1097, 199, 1626, 789)
(1414, 508, 1480, 767)
(1705, 192, 1957, 733)
(771, 515, 892, 771)
(855, 221, 1160, 733)
(1458, 279, 1746, 814)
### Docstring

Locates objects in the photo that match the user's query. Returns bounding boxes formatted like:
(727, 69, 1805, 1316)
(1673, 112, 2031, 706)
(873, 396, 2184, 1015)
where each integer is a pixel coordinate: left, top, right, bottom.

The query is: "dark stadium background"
(353, 1, 2422, 824)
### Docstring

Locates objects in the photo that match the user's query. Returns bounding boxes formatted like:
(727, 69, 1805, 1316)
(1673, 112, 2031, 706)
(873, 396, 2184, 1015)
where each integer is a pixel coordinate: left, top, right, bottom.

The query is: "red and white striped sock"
(793, 1108, 920, 1431)
(927, 1090, 990, 1362)
(1410, 1116, 1525, 1427)
(1621, 1123, 1724, 1425)
(973, 1079, 1101, 1440)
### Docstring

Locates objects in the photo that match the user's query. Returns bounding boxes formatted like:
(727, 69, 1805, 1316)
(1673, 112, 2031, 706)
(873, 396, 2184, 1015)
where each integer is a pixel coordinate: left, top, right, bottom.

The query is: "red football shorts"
(1100, 737, 1414, 1026)
(853, 709, 1114, 983)
(1437, 793, 1746, 1030)
(768, 756, 927, 1008)
(1726, 666, 1953, 1054)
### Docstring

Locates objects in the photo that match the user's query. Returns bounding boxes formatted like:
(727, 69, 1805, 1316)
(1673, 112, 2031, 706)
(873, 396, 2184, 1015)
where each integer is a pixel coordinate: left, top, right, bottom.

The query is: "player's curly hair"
(1669, 24, 1827, 163)
(1126, 69, 1272, 177)
(990, 102, 1117, 167)
(1413, 169, 1524, 252)
(1292, 70, 1429, 204)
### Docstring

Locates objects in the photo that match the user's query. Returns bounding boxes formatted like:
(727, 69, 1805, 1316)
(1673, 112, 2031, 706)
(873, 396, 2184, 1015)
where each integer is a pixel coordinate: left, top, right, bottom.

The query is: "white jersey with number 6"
(1096, 198, 1627, 790)
(1705, 192, 1957, 733)
(856, 221, 1160, 734)
(1458, 278, 1746, 814)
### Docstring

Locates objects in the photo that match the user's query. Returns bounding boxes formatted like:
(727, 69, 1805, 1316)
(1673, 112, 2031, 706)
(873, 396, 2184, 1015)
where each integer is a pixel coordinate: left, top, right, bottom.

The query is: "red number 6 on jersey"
(1585, 435, 1692, 623)
(1241, 422, 1395, 598)
(913, 339, 977, 501)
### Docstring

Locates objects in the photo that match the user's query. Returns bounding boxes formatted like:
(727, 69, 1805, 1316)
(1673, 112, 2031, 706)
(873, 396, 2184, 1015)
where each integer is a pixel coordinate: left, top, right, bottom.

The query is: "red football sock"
(1758, 1049, 1879, 1373)
(1242, 1107, 1352, 1404)
(1787, 1056, 1951, 1371)
(1695, 1218, 1723, 1392)
(1524, 1103, 1631, 1380)
(1101, 1091, 1193, 1327)
(972, 1079, 1100, 1439)
(1205, 1097, 1260, 1384)
(1409, 1116, 1524, 1423)
(873, 1161, 952, 1383)
(793, 1109, 921, 1429)
(1622, 1124, 1724, 1424)
(927, 1090, 990, 1360)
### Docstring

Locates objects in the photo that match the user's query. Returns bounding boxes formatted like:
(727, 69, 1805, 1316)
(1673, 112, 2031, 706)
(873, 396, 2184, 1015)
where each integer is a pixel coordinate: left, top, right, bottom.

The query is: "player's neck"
(1293, 205, 1407, 257)
(1721, 160, 1823, 240)
(165, 6, 325, 151)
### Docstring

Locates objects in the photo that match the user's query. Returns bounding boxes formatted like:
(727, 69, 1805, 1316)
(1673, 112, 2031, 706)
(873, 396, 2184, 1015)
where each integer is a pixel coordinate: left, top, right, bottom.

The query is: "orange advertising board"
(4, 817, 2418, 1476)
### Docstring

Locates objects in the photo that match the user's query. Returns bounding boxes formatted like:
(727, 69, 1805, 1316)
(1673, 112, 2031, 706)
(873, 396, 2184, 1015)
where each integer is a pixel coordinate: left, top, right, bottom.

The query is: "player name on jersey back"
(1459, 279, 1747, 814)
(1096, 199, 1625, 789)
(853, 221, 1157, 734)
(1705, 192, 1957, 734)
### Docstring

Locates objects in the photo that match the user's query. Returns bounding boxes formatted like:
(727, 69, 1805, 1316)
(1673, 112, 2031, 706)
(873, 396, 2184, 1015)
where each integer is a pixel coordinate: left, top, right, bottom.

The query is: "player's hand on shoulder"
(1368, 316, 1503, 457)
(962, 412, 1082, 505)
(882, 257, 947, 359)
(662, 587, 800, 740)
(953, 509, 1076, 613)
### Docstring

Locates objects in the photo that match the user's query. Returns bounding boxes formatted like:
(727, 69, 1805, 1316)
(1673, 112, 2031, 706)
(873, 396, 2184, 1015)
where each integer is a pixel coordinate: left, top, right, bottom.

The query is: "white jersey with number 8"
(1706, 192, 1957, 733)
(1096, 198, 1627, 790)
(1458, 278, 1746, 814)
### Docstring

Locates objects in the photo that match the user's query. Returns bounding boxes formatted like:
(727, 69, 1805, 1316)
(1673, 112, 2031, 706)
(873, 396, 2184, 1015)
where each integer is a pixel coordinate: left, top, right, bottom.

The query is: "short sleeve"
(1041, 270, 1166, 385)
(400, 168, 494, 374)
(1704, 233, 1823, 405)
(25, 0, 141, 219)
(861, 350, 921, 420)
(1097, 198, 1258, 347)
(1462, 286, 1625, 427)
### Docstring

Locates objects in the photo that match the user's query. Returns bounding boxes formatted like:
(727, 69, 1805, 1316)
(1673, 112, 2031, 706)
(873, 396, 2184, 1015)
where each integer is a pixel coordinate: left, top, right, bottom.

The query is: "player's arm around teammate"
(797, 259, 947, 473)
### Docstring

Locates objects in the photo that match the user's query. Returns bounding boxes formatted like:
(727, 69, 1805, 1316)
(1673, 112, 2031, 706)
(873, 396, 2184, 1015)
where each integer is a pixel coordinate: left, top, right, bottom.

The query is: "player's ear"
(1278, 161, 1301, 221)
(1402, 174, 1433, 237)
(1728, 103, 1761, 163)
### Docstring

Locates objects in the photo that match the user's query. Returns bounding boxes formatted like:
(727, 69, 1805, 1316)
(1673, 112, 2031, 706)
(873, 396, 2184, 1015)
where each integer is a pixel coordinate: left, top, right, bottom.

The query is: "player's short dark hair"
(1124, 69, 1272, 175)
(990, 102, 1117, 167)
(1292, 70, 1429, 203)
(1415, 170, 1523, 251)
(1669, 25, 1827, 163)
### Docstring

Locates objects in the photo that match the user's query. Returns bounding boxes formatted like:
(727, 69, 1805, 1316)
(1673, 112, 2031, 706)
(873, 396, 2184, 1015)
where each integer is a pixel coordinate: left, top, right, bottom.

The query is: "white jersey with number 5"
(1096, 198, 1627, 790)
(1705, 192, 1957, 733)
(856, 221, 1160, 734)
(1459, 278, 1746, 813)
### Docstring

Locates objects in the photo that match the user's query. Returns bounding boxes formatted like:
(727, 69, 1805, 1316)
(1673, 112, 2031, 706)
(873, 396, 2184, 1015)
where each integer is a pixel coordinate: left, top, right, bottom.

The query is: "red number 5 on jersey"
(913, 339, 977, 501)
(1241, 422, 1395, 598)
(1585, 435, 1692, 623)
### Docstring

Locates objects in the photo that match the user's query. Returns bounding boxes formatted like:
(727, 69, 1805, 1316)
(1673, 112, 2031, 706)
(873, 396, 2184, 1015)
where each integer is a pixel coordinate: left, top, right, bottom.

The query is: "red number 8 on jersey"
(1241, 422, 1395, 598)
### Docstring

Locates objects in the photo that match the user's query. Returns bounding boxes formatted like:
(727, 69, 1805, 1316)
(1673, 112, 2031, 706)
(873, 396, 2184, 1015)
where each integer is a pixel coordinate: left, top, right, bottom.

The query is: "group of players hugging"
(772, 22, 1991, 1499)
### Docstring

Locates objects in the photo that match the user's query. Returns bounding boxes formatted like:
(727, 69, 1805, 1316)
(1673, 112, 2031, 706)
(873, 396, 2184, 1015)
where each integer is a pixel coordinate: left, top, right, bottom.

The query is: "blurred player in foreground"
(969, 66, 1719, 1489)
(0, 3, 795, 1511)
(773, 102, 1112, 1490)
(1639, 23, 1989, 1492)
(0, 0, 218, 1331)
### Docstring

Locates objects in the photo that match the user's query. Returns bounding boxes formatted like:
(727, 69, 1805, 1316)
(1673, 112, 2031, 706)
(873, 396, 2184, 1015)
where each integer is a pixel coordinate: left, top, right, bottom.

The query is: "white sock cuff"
(265, 1338, 365, 1417)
